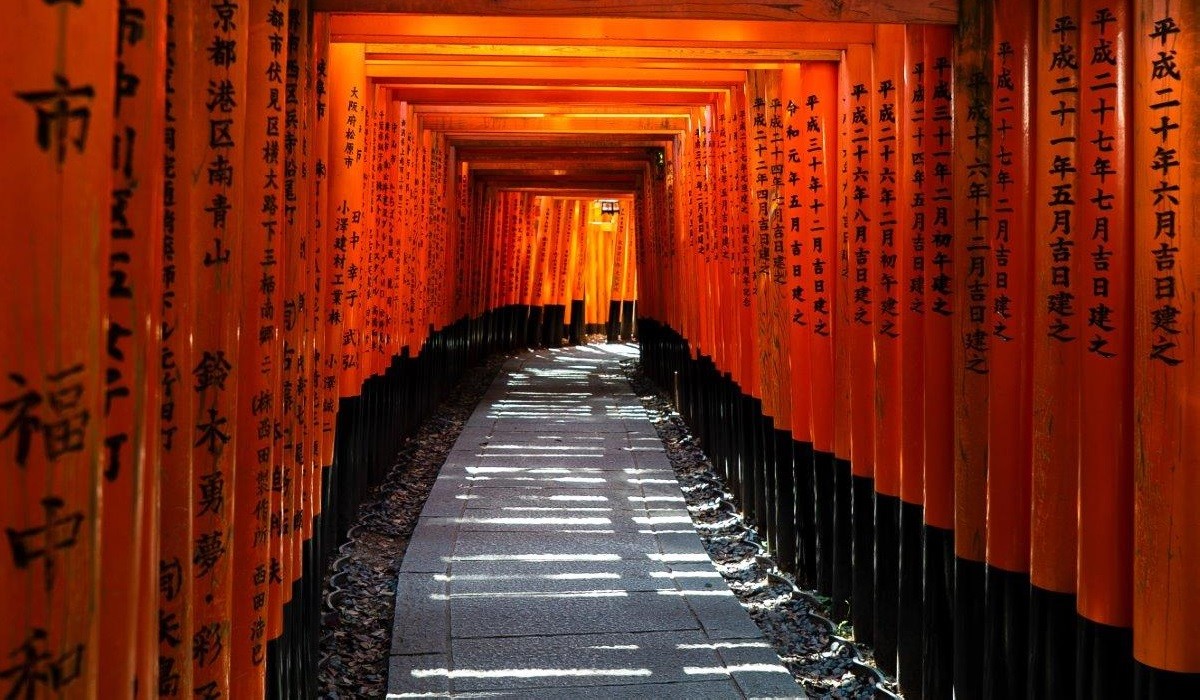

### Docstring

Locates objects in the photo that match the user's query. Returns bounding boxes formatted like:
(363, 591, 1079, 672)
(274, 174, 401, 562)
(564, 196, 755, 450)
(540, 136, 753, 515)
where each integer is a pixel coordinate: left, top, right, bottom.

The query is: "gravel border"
(318, 356, 506, 699)
(620, 357, 901, 700)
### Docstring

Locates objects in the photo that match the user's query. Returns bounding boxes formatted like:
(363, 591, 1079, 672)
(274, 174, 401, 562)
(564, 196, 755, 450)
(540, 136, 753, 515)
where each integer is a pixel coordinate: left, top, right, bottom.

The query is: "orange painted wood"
(921, 26, 956, 532)
(1030, 0, 1082, 595)
(327, 42, 367, 398)
(899, 27, 926, 506)
(782, 63, 812, 444)
(312, 0, 957, 24)
(984, 0, 1034, 575)
(1076, 0, 1133, 629)
(951, 1, 991, 562)
(1132, 0, 1199, 673)
(157, 2, 197, 691)
(230, 1, 288, 693)
(311, 13, 336, 476)
(872, 26, 904, 498)
(844, 44, 875, 480)
(101, 0, 165, 695)
(186, 0, 249, 693)
(0, 1, 114, 696)
(833, 55, 855, 465)
(801, 62, 838, 456)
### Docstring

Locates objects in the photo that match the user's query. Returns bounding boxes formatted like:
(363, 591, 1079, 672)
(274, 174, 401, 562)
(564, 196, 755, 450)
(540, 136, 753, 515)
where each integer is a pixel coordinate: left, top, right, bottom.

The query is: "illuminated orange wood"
(1075, 0, 1133, 632)
(327, 42, 367, 397)
(984, 0, 1034, 576)
(951, 3, 990, 563)
(921, 26, 955, 532)
(100, 0, 165, 695)
(872, 25, 904, 500)
(1133, 0, 1200, 673)
(1030, 0, 1081, 596)
(315, 0, 956, 24)
(185, 0, 249, 694)
(330, 14, 878, 46)
(898, 27, 926, 507)
(0, 1, 114, 696)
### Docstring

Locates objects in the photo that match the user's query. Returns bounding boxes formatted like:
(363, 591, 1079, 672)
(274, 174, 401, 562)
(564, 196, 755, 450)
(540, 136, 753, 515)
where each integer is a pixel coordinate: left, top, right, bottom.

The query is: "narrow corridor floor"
(387, 344, 806, 699)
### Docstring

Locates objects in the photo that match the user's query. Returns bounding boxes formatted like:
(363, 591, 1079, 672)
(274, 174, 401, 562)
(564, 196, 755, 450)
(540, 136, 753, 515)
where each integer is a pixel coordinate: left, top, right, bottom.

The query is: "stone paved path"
(387, 344, 805, 699)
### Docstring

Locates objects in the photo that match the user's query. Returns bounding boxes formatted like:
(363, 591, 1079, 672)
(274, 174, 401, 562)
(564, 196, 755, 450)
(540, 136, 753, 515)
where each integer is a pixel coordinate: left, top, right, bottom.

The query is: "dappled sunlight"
(410, 667, 653, 680)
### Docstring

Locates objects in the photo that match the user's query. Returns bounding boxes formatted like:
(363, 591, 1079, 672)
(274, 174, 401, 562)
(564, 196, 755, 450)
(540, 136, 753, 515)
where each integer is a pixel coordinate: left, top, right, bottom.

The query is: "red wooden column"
(844, 42, 877, 645)
(1029, 3, 1083, 695)
(983, 2, 1034, 696)
(871, 25, 905, 675)
(897, 24, 928, 697)
(799, 62, 839, 600)
(230, 0, 288, 695)
(952, 1, 991, 695)
(832, 53, 855, 623)
(921, 24, 957, 700)
(187, 0, 249, 694)
(0, 1, 114, 697)
(101, 0, 165, 695)
(1076, 0, 1135, 696)
(326, 42, 366, 402)
(1132, 2, 1200, 695)
(782, 63, 813, 583)
(158, 2, 196, 693)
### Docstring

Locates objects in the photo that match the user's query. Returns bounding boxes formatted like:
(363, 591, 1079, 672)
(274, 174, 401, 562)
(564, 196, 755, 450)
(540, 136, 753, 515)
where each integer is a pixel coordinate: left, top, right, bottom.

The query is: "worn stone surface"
(387, 345, 803, 699)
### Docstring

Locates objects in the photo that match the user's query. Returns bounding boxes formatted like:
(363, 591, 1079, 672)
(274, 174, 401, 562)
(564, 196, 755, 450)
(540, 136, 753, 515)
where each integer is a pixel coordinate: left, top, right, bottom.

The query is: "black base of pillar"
(874, 492, 901, 676)
(851, 475, 876, 645)
(1028, 585, 1076, 698)
(897, 501, 924, 699)
(923, 524, 954, 700)
(832, 457, 854, 622)
(982, 566, 1030, 700)
(1077, 617, 1133, 700)
(954, 556, 986, 700)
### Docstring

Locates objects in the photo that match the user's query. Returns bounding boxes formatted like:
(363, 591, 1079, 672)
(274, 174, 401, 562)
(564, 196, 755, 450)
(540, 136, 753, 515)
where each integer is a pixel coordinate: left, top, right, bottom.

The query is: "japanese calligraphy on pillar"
(1141, 11, 1184, 367)
(230, 0, 287, 689)
(158, 1, 194, 694)
(785, 79, 806, 328)
(928, 54, 954, 320)
(1079, 5, 1124, 360)
(2, 0, 115, 689)
(1042, 11, 1081, 348)
(191, 0, 248, 694)
(876, 55, 901, 341)
(962, 60, 992, 375)
(849, 72, 874, 328)
(102, 0, 164, 694)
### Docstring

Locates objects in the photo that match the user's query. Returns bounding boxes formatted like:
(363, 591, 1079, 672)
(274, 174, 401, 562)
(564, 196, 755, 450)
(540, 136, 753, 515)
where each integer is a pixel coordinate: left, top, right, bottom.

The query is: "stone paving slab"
(388, 345, 803, 699)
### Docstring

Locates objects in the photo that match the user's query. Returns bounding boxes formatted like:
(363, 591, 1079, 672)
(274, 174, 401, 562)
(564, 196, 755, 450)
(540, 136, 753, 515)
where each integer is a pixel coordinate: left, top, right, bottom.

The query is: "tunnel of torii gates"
(3, 0, 1200, 698)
